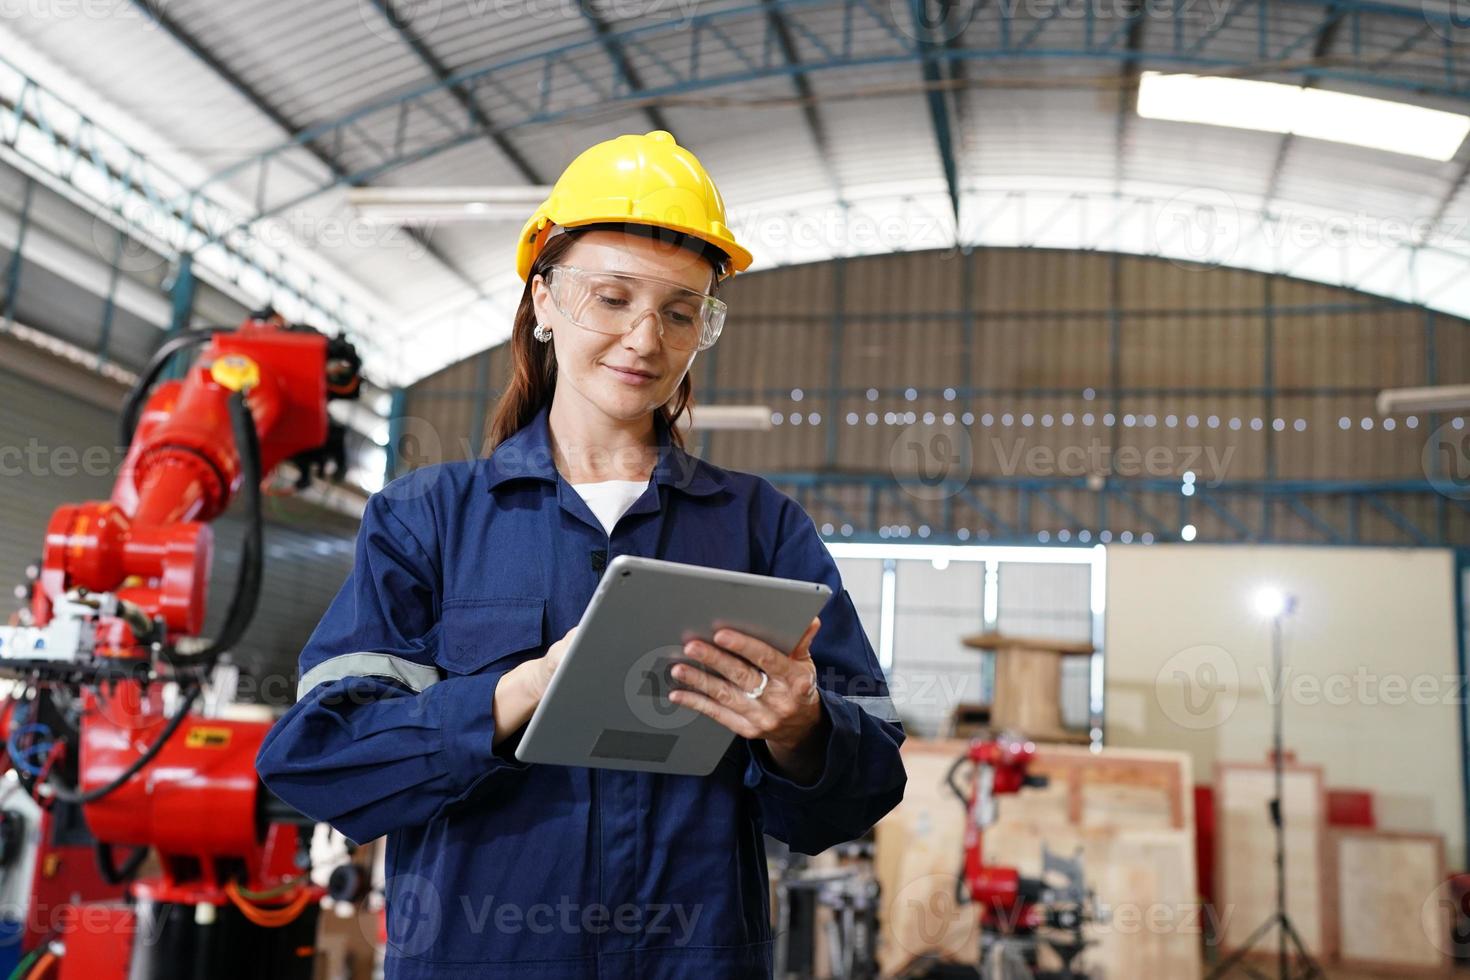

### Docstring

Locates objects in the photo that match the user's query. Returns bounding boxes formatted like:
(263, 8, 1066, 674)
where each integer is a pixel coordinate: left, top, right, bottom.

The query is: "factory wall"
(1103, 543, 1465, 865)
(401, 247, 1470, 545)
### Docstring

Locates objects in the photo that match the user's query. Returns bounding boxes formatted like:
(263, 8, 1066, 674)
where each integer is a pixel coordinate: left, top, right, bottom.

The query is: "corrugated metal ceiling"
(1, 0, 1467, 383)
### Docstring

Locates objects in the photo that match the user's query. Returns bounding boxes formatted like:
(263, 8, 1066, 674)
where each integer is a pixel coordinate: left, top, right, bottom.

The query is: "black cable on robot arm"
(117, 328, 227, 450)
(945, 754, 970, 804)
(174, 389, 264, 670)
(34, 683, 202, 806)
(94, 839, 150, 885)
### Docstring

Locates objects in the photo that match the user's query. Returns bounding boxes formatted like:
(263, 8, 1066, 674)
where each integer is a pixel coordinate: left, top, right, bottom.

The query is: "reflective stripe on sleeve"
(296, 653, 442, 701)
(843, 694, 899, 723)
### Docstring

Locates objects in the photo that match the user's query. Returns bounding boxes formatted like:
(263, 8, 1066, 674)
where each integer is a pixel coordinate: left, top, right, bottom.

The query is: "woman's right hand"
(493, 625, 579, 750)
(522, 625, 578, 703)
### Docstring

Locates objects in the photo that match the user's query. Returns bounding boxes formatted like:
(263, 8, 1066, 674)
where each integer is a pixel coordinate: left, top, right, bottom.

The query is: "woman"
(256, 130, 906, 980)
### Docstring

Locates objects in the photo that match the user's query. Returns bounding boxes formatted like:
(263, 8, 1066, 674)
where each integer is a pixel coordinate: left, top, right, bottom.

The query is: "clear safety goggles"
(543, 264, 727, 352)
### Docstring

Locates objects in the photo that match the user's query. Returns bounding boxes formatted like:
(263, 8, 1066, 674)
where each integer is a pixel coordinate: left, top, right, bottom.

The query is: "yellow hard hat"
(515, 130, 753, 283)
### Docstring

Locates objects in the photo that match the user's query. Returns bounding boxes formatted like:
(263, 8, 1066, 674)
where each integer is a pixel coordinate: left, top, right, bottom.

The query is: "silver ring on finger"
(743, 669, 769, 699)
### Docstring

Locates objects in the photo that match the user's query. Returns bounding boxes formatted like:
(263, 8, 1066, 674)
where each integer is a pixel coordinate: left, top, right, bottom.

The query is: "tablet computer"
(514, 554, 832, 776)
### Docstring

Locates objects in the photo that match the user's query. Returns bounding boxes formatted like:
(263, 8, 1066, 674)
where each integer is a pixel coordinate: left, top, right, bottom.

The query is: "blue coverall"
(255, 401, 907, 979)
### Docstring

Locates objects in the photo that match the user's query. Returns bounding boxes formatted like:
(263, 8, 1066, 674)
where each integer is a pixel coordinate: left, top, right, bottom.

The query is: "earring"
(533, 322, 552, 342)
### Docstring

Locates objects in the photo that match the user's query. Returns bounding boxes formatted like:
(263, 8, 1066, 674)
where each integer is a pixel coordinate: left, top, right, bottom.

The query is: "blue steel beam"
(939, 0, 979, 147)
(419, 381, 1415, 400)
(1364, 492, 1431, 545)
(1196, 491, 1256, 539)
(1111, 0, 1145, 193)
(888, 481, 935, 528)
(750, 472, 1466, 547)
(759, 0, 846, 200)
(1, 176, 33, 329)
(760, 474, 1459, 494)
(1260, 3, 1348, 218)
(808, 486, 861, 531)
(1032, 487, 1088, 528)
(423, 382, 1411, 399)
(167, 253, 196, 337)
(575, 0, 670, 134)
(1286, 497, 1343, 543)
(366, 0, 546, 186)
(1105, 483, 1175, 537)
(957, 487, 1020, 538)
(129, 0, 487, 300)
(0, 52, 375, 342)
(701, 299, 1411, 322)
(189, 0, 1470, 237)
(157, 253, 199, 381)
(96, 227, 126, 365)
(708, 383, 1400, 398)
(908, 0, 962, 223)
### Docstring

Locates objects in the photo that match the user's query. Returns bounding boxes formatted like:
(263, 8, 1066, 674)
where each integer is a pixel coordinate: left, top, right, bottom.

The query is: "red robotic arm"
(948, 736, 1097, 980)
(33, 318, 339, 637)
(0, 314, 363, 976)
(951, 736, 1048, 928)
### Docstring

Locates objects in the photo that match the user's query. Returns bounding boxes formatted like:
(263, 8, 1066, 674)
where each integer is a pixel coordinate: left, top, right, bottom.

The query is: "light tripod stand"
(1206, 590, 1322, 980)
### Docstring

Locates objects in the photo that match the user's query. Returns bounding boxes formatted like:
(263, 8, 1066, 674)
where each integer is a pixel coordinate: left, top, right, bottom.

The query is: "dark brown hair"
(487, 222, 730, 452)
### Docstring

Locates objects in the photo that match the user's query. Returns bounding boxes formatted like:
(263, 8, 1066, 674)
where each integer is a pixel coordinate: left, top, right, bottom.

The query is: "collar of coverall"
(484, 400, 726, 498)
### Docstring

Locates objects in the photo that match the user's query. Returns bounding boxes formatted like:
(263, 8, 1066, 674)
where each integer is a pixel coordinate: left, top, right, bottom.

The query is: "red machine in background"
(947, 736, 1097, 980)
(0, 314, 364, 979)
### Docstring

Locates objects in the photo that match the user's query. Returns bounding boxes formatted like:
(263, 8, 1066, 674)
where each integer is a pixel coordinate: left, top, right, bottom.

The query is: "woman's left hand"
(669, 617, 830, 778)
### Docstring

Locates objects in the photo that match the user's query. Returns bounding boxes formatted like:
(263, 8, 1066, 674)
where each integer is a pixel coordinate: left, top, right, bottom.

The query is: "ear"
(529, 273, 553, 324)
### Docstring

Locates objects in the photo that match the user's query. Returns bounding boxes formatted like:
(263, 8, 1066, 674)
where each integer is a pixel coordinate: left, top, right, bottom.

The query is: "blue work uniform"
(255, 401, 907, 979)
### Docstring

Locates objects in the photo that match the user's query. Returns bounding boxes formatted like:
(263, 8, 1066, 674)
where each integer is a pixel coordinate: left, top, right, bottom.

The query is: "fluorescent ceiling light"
(1376, 384, 1470, 414)
(347, 186, 551, 224)
(1137, 71, 1470, 161)
(673, 405, 774, 431)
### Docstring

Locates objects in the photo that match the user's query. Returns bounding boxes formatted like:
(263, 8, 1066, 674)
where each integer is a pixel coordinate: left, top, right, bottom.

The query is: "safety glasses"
(543, 264, 727, 352)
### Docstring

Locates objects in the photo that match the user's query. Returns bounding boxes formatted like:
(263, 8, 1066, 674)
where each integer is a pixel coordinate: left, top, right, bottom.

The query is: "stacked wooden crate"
(875, 738, 1201, 979)
(1214, 759, 1452, 975)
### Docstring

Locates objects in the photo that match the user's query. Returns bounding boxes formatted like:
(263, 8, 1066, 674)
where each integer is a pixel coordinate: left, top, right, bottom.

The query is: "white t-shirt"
(568, 479, 650, 535)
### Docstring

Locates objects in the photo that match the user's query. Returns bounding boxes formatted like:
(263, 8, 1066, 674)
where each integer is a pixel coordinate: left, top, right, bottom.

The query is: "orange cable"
(23, 951, 57, 980)
(224, 881, 314, 928)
